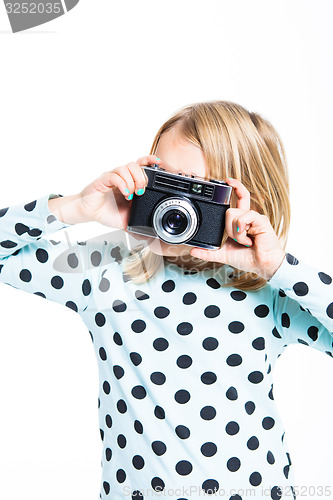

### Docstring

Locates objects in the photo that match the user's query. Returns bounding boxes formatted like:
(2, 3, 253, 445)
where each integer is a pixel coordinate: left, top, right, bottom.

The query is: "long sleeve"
(268, 252, 333, 357)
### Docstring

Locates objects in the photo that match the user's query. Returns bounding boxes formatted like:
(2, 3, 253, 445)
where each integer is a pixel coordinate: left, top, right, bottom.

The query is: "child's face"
(144, 125, 209, 263)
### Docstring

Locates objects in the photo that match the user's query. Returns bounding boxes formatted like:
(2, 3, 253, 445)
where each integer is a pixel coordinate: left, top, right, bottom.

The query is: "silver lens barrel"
(152, 197, 199, 244)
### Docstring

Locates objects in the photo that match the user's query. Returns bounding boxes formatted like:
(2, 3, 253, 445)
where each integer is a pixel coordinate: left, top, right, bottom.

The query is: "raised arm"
(268, 252, 333, 357)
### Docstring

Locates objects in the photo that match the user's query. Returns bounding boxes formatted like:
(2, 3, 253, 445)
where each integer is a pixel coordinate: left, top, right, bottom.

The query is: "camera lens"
(162, 210, 188, 235)
(152, 197, 199, 244)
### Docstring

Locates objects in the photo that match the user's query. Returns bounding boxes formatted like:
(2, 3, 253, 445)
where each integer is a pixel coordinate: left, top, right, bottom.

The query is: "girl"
(0, 101, 332, 500)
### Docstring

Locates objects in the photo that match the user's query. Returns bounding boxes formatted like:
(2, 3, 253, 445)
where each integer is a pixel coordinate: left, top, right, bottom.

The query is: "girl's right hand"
(78, 155, 161, 230)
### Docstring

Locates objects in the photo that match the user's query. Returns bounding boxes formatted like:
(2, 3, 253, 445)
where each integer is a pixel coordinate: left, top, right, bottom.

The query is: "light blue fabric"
(1, 193, 332, 500)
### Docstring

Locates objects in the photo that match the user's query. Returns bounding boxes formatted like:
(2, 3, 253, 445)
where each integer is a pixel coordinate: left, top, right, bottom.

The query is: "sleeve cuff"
(38, 193, 74, 233)
(267, 252, 306, 289)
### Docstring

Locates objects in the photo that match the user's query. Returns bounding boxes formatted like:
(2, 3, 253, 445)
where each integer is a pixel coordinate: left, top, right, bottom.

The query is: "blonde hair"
(122, 100, 291, 291)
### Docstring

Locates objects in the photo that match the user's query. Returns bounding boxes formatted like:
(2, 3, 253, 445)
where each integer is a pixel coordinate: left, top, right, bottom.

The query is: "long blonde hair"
(122, 100, 290, 291)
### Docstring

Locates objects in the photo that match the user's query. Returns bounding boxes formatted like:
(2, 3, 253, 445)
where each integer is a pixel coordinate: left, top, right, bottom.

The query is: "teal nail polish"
(156, 157, 161, 160)
(245, 244, 250, 247)
(233, 238, 237, 242)
(128, 193, 133, 200)
(236, 226, 239, 232)
(228, 177, 234, 180)
(125, 188, 130, 194)
(137, 188, 144, 195)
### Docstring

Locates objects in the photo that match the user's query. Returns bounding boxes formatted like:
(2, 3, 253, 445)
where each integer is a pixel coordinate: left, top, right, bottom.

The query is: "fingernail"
(233, 238, 237, 242)
(125, 188, 130, 194)
(128, 194, 133, 200)
(137, 188, 144, 195)
(245, 244, 250, 247)
(236, 226, 240, 232)
(156, 157, 161, 160)
(228, 177, 234, 180)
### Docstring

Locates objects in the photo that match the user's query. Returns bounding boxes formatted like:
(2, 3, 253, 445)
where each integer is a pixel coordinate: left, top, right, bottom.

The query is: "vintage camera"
(126, 164, 233, 250)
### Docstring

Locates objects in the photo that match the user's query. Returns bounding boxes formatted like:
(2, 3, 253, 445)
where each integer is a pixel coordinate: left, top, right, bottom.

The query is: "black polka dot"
(226, 387, 238, 400)
(318, 272, 332, 284)
(200, 406, 216, 420)
(201, 372, 217, 384)
(36, 248, 48, 263)
(175, 460, 192, 475)
(227, 457, 240, 471)
(247, 436, 259, 450)
(151, 477, 165, 492)
(112, 299, 127, 312)
(281, 313, 290, 328)
(267, 451, 275, 464)
(99, 347, 107, 360)
(175, 425, 190, 439)
(177, 322, 193, 335)
(117, 434, 126, 448)
(228, 321, 244, 334)
(132, 455, 144, 469)
(82, 279, 91, 296)
(254, 304, 270, 318)
(249, 471, 262, 486)
(95, 313, 106, 327)
(262, 416, 275, 430)
(204, 305, 220, 318)
(103, 481, 110, 494)
(68, 252, 79, 268)
(202, 337, 219, 350)
(116, 469, 126, 483)
(271, 486, 283, 499)
(51, 275, 63, 289)
(201, 442, 217, 457)
(202, 479, 219, 494)
(151, 441, 166, 456)
(162, 279, 175, 292)
(226, 354, 242, 366)
(131, 385, 146, 399)
(154, 306, 170, 318)
(225, 421, 239, 435)
(327, 302, 333, 319)
(307, 325, 319, 341)
(91, 251, 102, 266)
(131, 319, 146, 333)
(248, 371, 264, 384)
(117, 399, 127, 413)
(286, 253, 299, 265)
(230, 290, 247, 301)
(20, 269, 32, 282)
(206, 278, 221, 289)
(252, 337, 265, 350)
(153, 338, 169, 351)
(175, 389, 190, 404)
(177, 355, 192, 368)
(150, 372, 166, 385)
(293, 282, 309, 296)
(183, 292, 197, 304)
(245, 401, 256, 414)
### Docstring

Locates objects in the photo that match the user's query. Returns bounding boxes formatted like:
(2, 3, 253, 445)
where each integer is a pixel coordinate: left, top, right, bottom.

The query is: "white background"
(0, 1, 333, 499)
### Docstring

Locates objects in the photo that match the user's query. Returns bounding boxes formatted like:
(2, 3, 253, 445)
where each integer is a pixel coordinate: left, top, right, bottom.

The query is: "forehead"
(155, 128, 207, 177)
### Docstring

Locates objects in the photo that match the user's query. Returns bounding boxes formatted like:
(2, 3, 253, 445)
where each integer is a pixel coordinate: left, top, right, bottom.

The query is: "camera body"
(126, 164, 233, 249)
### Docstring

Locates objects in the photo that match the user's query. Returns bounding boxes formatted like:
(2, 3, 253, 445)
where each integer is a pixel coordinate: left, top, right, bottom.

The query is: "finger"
(136, 154, 162, 167)
(99, 170, 134, 199)
(224, 178, 251, 212)
(233, 210, 268, 246)
(127, 161, 150, 195)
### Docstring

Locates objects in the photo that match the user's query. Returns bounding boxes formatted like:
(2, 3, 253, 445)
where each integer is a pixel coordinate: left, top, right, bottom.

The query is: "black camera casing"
(127, 164, 233, 249)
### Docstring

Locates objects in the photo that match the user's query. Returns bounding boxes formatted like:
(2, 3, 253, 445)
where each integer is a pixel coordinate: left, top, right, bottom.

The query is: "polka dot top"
(1, 193, 333, 500)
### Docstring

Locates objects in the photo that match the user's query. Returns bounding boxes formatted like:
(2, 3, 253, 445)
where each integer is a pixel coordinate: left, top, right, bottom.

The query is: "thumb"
(190, 246, 225, 263)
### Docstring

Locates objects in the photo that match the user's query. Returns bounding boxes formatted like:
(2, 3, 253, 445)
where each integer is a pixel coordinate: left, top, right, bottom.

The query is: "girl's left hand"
(189, 178, 286, 281)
